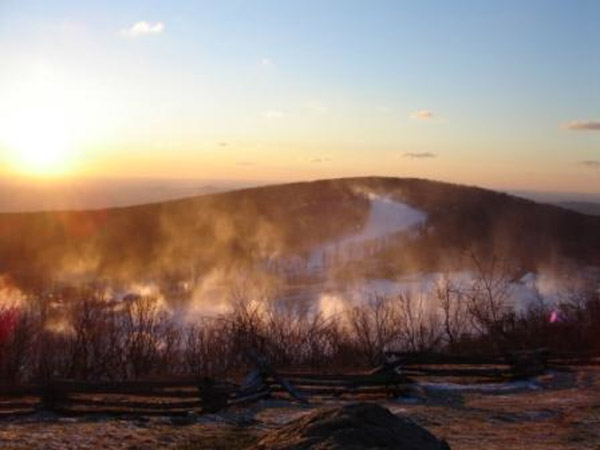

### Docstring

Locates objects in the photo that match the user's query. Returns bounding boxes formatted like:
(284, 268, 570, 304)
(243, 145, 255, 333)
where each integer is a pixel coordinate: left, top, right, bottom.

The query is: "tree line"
(0, 257, 599, 384)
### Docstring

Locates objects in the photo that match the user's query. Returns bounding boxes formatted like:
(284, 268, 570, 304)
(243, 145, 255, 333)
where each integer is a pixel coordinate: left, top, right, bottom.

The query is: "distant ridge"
(556, 201, 600, 216)
(0, 178, 254, 213)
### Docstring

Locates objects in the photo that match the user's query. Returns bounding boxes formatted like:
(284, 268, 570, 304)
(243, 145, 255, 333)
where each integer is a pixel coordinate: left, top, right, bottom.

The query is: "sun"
(0, 64, 91, 177)
(3, 107, 74, 176)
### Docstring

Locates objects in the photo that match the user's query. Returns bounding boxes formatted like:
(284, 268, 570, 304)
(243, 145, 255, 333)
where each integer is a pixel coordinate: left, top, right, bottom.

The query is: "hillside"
(0, 179, 369, 289)
(0, 177, 599, 293)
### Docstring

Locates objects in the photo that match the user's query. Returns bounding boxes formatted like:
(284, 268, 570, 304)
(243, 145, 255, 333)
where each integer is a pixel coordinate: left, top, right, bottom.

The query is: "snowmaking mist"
(0, 177, 598, 327)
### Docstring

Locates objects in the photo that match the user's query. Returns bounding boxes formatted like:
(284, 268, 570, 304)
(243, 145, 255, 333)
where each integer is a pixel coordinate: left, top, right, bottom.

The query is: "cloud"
(217, 142, 230, 147)
(120, 21, 164, 38)
(310, 157, 332, 164)
(260, 57, 274, 67)
(236, 161, 255, 166)
(262, 110, 284, 119)
(562, 120, 600, 131)
(579, 160, 600, 169)
(410, 110, 433, 120)
(403, 152, 437, 159)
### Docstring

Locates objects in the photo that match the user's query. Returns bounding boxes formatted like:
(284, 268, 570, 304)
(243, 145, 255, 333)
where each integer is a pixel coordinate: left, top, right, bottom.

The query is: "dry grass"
(175, 427, 258, 450)
(387, 368, 600, 450)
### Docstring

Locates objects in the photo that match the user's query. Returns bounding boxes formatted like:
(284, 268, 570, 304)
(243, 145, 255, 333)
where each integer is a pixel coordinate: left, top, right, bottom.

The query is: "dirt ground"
(1, 367, 599, 450)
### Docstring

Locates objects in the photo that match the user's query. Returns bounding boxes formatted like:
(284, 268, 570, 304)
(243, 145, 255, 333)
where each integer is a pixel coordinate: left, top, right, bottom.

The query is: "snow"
(338, 195, 426, 244)
(313, 269, 583, 320)
(419, 380, 541, 394)
(308, 195, 427, 271)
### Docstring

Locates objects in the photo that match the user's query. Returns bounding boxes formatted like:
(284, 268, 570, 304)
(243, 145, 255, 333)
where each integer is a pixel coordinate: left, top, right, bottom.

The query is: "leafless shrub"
(395, 291, 443, 353)
(299, 313, 346, 368)
(435, 275, 469, 349)
(0, 263, 598, 385)
(464, 254, 514, 349)
(0, 306, 37, 383)
(345, 295, 398, 365)
(122, 295, 165, 379)
(184, 319, 231, 377)
(65, 293, 122, 380)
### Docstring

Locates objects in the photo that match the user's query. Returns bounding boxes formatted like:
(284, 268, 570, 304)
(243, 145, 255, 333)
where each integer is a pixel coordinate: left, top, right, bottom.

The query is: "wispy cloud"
(579, 160, 600, 169)
(260, 57, 274, 67)
(310, 157, 332, 164)
(562, 120, 600, 131)
(410, 110, 433, 120)
(262, 110, 284, 119)
(120, 21, 164, 38)
(404, 152, 437, 159)
(236, 161, 255, 166)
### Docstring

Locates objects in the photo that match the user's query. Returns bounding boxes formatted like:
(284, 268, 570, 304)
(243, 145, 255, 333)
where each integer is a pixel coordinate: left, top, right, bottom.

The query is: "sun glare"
(4, 107, 73, 175)
(0, 64, 92, 177)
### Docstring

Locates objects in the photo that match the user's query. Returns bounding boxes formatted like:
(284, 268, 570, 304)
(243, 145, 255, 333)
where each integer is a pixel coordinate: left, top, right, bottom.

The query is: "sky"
(0, 0, 598, 193)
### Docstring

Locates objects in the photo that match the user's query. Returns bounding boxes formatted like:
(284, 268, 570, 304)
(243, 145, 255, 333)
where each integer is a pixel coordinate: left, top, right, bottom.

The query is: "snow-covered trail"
(338, 195, 426, 246)
(307, 195, 426, 270)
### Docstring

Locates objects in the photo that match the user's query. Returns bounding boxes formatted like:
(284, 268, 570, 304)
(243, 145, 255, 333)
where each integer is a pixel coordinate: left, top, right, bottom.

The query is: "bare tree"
(435, 275, 469, 349)
(123, 295, 162, 379)
(465, 254, 514, 348)
(395, 292, 442, 353)
(346, 295, 399, 365)
(66, 293, 119, 380)
(0, 306, 37, 383)
(184, 319, 231, 377)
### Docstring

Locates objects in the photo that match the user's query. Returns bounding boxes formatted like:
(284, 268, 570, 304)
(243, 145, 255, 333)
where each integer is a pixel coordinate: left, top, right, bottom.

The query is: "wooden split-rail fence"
(0, 349, 594, 418)
(0, 379, 238, 418)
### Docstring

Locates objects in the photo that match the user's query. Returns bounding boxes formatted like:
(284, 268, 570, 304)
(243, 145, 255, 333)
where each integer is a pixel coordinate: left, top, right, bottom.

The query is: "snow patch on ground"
(419, 380, 541, 394)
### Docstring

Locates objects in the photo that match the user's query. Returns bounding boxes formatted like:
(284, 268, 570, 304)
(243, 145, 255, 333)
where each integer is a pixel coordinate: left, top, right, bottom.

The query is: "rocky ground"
(1, 367, 599, 449)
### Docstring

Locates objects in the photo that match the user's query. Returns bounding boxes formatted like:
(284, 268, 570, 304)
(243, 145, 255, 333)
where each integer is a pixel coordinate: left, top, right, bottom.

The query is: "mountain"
(1, 177, 599, 293)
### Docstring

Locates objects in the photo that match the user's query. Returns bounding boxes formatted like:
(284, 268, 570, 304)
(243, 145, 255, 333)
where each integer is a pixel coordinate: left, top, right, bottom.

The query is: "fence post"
(39, 380, 66, 414)
(369, 352, 412, 397)
(507, 348, 549, 380)
(245, 350, 306, 403)
(198, 377, 229, 413)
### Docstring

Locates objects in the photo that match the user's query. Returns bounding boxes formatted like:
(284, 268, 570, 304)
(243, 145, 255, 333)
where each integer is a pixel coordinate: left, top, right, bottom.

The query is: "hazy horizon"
(1, 175, 599, 213)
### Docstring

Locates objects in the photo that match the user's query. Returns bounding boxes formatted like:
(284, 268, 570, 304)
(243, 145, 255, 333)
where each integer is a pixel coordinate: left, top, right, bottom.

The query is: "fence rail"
(0, 350, 595, 418)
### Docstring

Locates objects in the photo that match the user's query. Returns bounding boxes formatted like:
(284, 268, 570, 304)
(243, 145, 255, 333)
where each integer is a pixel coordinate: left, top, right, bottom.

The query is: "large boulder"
(256, 402, 450, 450)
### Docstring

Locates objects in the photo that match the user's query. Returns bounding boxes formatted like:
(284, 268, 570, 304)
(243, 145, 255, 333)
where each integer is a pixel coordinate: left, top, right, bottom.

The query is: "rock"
(255, 402, 450, 449)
